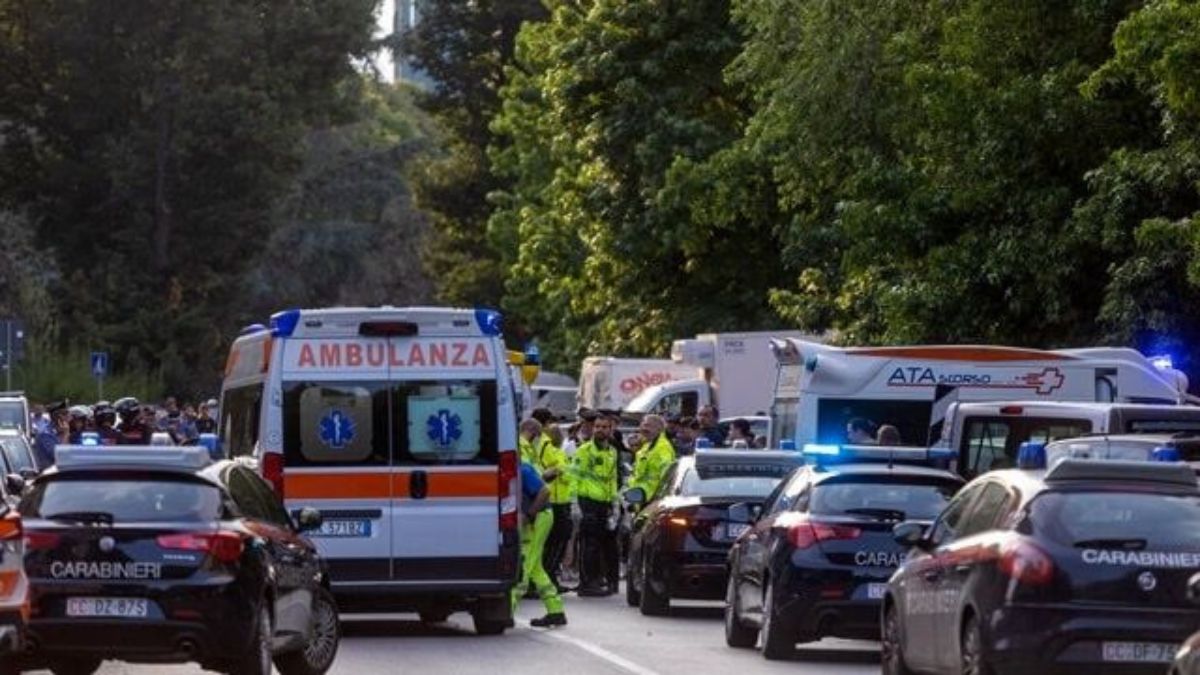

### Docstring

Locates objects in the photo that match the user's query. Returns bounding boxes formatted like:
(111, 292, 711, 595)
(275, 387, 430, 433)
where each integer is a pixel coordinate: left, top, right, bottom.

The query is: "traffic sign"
(90, 352, 109, 378)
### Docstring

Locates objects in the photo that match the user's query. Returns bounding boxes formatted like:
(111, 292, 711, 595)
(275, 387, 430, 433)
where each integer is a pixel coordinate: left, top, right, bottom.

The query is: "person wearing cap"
(33, 401, 69, 469)
(628, 414, 676, 511)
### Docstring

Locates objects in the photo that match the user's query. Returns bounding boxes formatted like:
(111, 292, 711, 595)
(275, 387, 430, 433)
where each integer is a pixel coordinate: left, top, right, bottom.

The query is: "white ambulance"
(219, 307, 521, 634)
(769, 340, 1193, 451)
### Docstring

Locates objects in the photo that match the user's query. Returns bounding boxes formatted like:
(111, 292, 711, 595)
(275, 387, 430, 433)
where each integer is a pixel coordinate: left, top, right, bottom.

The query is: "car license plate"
(315, 519, 371, 538)
(725, 523, 750, 540)
(66, 597, 148, 618)
(1101, 642, 1176, 663)
(866, 583, 888, 600)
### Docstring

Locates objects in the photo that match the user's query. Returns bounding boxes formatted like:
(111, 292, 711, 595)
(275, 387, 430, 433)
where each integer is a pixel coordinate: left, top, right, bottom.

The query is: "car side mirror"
(1188, 572, 1200, 605)
(18, 468, 37, 481)
(893, 521, 929, 549)
(623, 487, 646, 506)
(4, 473, 25, 496)
(727, 502, 760, 525)
(295, 507, 323, 533)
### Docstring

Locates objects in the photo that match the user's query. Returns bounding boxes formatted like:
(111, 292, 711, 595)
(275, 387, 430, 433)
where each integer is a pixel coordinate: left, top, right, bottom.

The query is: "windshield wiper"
(1073, 537, 1147, 550)
(843, 507, 907, 521)
(46, 511, 114, 525)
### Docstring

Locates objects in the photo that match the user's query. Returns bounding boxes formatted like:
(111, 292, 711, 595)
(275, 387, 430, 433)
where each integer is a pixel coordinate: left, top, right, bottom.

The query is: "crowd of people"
(28, 396, 219, 468)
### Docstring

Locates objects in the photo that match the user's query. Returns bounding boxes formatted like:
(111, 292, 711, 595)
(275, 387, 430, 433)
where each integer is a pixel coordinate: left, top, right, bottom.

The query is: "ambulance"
(769, 340, 1194, 451)
(219, 307, 521, 634)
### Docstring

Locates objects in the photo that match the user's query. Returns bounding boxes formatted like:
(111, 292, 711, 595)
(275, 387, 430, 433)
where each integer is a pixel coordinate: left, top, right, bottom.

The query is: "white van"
(769, 340, 1191, 449)
(219, 307, 521, 634)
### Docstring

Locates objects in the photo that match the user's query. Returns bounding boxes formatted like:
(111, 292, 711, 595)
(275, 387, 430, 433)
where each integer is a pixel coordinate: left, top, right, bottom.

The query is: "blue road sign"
(90, 352, 108, 378)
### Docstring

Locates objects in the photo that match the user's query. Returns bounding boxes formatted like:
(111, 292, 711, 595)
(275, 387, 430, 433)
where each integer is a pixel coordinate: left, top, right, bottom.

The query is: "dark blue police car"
(884, 442, 1200, 675)
(724, 445, 963, 660)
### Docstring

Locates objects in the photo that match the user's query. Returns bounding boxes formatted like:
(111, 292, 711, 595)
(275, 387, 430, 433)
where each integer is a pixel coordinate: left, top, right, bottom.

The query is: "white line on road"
(531, 630, 663, 675)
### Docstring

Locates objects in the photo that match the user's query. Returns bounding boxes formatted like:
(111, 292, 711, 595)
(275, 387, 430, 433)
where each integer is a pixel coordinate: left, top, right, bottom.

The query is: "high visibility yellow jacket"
(571, 439, 619, 503)
(537, 435, 573, 505)
(630, 432, 676, 501)
(519, 434, 540, 466)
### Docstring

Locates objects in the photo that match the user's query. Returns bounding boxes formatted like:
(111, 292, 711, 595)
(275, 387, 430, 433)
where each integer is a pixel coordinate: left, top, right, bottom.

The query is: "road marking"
(534, 630, 663, 675)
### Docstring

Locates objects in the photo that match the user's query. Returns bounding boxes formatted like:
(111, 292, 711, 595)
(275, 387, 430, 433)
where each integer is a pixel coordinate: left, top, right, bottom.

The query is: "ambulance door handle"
(410, 471, 428, 500)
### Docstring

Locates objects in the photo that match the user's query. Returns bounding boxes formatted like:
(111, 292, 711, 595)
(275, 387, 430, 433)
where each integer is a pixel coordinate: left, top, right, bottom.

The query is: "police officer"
(629, 414, 676, 507)
(114, 397, 151, 445)
(511, 458, 567, 628)
(572, 415, 620, 597)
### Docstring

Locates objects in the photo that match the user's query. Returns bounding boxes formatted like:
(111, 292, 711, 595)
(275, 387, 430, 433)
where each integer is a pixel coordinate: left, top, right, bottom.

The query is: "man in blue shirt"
(511, 461, 567, 627)
(33, 401, 68, 470)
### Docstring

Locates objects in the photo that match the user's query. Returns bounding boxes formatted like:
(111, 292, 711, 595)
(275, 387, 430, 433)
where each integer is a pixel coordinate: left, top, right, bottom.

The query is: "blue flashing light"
(802, 443, 841, 456)
(805, 355, 819, 372)
(239, 323, 268, 336)
(80, 432, 100, 447)
(1017, 441, 1047, 470)
(1152, 446, 1181, 462)
(474, 308, 504, 337)
(524, 343, 541, 366)
(779, 439, 798, 451)
(1151, 354, 1175, 370)
(270, 309, 302, 338)
(695, 438, 713, 451)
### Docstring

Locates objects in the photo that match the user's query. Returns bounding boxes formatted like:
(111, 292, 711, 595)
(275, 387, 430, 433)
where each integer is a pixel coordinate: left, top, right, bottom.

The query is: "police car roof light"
(474, 308, 504, 337)
(80, 432, 100, 447)
(1017, 441, 1047, 470)
(55, 445, 212, 471)
(358, 321, 419, 338)
(779, 439, 797, 451)
(1152, 446, 1182, 462)
(802, 443, 840, 456)
(1045, 458, 1197, 487)
(270, 309, 302, 338)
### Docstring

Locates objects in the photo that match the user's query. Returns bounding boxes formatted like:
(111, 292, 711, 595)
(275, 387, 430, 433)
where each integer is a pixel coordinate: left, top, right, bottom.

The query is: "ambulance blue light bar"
(55, 446, 212, 472)
(270, 309, 302, 338)
(801, 443, 943, 466)
(474, 308, 504, 337)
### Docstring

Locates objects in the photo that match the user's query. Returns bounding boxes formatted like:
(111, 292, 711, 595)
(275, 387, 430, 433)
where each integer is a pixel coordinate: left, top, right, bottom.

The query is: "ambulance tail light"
(359, 321, 419, 337)
(498, 450, 519, 532)
(998, 539, 1054, 586)
(788, 520, 861, 550)
(262, 452, 285, 497)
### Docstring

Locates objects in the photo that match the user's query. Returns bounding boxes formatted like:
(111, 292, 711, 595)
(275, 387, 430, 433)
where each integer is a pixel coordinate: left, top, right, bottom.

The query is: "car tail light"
(998, 539, 1054, 586)
(157, 532, 245, 564)
(788, 520, 862, 549)
(0, 515, 20, 542)
(262, 452, 285, 497)
(23, 531, 59, 551)
(498, 450, 518, 532)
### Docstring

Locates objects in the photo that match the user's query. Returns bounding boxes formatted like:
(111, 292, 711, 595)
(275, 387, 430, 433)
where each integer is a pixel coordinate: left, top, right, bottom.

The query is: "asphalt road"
(45, 590, 880, 675)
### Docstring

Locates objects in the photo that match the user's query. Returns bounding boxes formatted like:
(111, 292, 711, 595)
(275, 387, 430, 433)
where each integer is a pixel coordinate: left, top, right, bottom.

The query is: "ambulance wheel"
(50, 657, 102, 675)
(724, 575, 757, 648)
(759, 579, 795, 661)
(472, 597, 511, 636)
(638, 557, 669, 617)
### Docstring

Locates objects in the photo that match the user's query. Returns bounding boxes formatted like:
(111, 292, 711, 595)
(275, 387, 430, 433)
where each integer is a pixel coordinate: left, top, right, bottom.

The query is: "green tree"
(0, 0, 379, 391)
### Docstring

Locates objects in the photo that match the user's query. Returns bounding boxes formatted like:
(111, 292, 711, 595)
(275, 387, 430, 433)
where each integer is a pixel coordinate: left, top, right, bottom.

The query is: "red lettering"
(366, 344, 385, 367)
(408, 343, 426, 367)
(298, 344, 316, 368)
(320, 344, 341, 367)
(473, 344, 490, 366)
(452, 343, 468, 366)
(620, 378, 638, 393)
(430, 343, 448, 367)
(346, 344, 363, 367)
(388, 343, 405, 367)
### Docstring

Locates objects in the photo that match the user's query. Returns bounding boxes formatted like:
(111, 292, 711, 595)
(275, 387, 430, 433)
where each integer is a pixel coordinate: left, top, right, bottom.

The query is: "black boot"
(530, 613, 567, 628)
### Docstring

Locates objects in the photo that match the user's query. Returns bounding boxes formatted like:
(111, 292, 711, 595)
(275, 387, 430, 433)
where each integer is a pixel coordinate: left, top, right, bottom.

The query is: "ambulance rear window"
(282, 379, 498, 467)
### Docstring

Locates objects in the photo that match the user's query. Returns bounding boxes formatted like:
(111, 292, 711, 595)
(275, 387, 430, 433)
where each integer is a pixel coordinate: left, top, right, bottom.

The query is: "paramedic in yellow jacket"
(629, 414, 676, 505)
(531, 409, 573, 591)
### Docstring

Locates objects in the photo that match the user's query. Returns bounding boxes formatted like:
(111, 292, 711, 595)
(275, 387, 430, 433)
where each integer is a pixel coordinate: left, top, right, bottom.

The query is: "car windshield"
(1030, 490, 1200, 549)
(0, 437, 34, 473)
(679, 463, 795, 498)
(21, 474, 222, 523)
(810, 475, 959, 520)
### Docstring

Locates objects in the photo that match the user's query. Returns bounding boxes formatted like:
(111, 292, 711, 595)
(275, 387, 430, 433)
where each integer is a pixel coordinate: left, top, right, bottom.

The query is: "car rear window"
(0, 437, 34, 473)
(810, 475, 960, 520)
(1030, 490, 1200, 549)
(21, 475, 222, 523)
(681, 462, 796, 498)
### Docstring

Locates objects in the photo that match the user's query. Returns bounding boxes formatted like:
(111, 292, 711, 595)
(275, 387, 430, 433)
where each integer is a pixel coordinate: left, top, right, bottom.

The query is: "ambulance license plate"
(1101, 642, 1176, 663)
(315, 520, 371, 538)
(66, 597, 148, 618)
